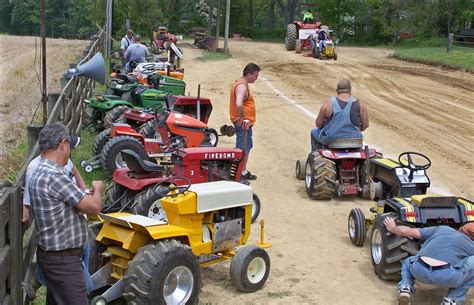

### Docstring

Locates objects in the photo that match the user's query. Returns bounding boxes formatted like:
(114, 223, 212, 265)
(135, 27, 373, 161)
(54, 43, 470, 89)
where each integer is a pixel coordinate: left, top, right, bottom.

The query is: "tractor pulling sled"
(88, 181, 271, 305)
(346, 152, 474, 280)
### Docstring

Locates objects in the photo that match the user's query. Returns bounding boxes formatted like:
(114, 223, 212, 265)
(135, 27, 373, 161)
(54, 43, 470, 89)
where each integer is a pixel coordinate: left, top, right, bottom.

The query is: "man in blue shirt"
(124, 35, 149, 71)
(384, 217, 474, 305)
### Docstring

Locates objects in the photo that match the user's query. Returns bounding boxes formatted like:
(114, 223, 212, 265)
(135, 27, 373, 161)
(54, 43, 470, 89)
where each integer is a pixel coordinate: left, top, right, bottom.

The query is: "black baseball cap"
(69, 136, 81, 149)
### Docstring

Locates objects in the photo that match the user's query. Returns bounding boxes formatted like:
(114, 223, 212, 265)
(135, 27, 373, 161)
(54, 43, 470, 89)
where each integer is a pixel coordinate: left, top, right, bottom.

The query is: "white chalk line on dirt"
(260, 76, 453, 196)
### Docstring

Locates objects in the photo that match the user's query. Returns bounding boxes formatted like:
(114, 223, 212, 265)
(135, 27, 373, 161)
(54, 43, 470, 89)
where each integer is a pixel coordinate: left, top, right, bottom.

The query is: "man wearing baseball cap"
(384, 217, 474, 305)
(310, 79, 369, 150)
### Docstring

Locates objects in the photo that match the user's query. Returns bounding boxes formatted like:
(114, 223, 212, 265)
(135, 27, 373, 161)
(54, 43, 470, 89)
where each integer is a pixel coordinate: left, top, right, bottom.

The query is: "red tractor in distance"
(151, 26, 178, 54)
(285, 15, 321, 54)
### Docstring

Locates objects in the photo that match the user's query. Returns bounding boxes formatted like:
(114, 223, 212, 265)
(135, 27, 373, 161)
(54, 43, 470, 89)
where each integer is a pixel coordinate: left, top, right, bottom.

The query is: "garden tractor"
(295, 138, 379, 200)
(83, 73, 186, 130)
(312, 35, 338, 60)
(88, 109, 218, 176)
(348, 195, 474, 280)
(285, 19, 321, 54)
(151, 25, 178, 54)
(346, 151, 474, 280)
(87, 180, 271, 305)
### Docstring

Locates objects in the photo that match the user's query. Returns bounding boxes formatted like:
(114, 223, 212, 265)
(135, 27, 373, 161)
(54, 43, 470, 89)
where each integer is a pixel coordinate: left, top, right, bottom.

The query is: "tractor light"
(404, 212, 417, 218)
(465, 210, 474, 216)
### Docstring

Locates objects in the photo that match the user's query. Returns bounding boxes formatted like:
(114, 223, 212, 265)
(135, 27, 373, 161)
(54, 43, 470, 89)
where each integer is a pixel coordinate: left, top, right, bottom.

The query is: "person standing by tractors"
(310, 79, 369, 150)
(230, 63, 260, 181)
(120, 29, 135, 66)
(124, 35, 149, 71)
(29, 122, 103, 305)
(384, 217, 474, 305)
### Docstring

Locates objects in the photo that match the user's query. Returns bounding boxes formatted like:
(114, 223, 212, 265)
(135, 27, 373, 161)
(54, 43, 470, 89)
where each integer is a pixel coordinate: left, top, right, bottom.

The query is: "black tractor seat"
(327, 138, 363, 149)
(103, 94, 122, 100)
(121, 149, 164, 173)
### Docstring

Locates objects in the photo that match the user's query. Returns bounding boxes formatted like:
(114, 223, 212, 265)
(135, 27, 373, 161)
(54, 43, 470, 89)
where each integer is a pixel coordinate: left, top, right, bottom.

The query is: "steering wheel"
(160, 136, 187, 153)
(398, 152, 431, 179)
(153, 177, 192, 197)
(142, 63, 155, 69)
(141, 69, 155, 75)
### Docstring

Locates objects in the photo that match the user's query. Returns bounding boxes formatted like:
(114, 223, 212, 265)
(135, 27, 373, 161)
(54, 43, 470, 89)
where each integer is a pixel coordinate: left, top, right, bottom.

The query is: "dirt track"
(180, 40, 474, 304)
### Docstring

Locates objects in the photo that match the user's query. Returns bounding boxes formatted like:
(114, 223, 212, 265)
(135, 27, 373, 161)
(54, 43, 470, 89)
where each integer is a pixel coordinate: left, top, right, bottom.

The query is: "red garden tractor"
(295, 138, 380, 200)
(285, 20, 321, 54)
(103, 121, 261, 224)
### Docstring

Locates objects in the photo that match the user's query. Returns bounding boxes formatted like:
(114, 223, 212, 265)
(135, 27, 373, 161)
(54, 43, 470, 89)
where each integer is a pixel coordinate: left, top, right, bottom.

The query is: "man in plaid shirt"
(29, 122, 103, 305)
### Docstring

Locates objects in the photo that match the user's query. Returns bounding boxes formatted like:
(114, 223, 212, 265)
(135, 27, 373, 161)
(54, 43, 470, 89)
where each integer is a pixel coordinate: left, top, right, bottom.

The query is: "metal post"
(105, 0, 113, 58)
(216, 0, 221, 45)
(40, 0, 47, 124)
(224, 0, 231, 53)
(197, 84, 201, 122)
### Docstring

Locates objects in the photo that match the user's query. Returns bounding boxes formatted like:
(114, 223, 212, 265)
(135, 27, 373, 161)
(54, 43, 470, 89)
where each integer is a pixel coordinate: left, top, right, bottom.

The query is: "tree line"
(0, 0, 472, 44)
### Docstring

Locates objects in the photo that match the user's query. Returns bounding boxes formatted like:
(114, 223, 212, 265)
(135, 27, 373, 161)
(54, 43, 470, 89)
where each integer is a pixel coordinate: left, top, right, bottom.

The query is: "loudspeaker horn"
(65, 52, 106, 84)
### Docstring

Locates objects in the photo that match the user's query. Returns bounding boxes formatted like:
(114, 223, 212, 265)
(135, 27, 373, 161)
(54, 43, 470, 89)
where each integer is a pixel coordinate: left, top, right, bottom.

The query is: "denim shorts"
(234, 123, 253, 154)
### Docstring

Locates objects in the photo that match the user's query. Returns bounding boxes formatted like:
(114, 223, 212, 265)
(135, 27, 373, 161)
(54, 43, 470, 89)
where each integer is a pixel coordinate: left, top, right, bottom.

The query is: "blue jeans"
(234, 123, 253, 154)
(36, 241, 93, 293)
(398, 256, 474, 302)
(310, 128, 323, 151)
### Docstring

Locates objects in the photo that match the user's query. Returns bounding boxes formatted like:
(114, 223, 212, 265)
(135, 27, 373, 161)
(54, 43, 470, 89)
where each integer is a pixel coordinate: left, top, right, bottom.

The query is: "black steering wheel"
(142, 63, 155, 69)
(160, 136, 187, 153)
(153, 177, 192, 197)
(398, 152, 431, 179)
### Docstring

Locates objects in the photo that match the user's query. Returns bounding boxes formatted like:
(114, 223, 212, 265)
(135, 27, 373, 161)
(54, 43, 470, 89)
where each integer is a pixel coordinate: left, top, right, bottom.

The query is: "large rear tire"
(230, 245, 270, 292)
(92, 128, 111, 156)
(88, 222, 106, 275)
(103, 181, 135, 213)
(285, 24, 297, 51)
(304, 153, 337, 199)
(123, 240, 201, 305)
(138, 120, 158, 138)
(370, 213, 419, 281)
(83, 106, 96, 128)
(101, 136, 148, 176)
(103, 105, 129, 128)
(131, 184, 170, 222)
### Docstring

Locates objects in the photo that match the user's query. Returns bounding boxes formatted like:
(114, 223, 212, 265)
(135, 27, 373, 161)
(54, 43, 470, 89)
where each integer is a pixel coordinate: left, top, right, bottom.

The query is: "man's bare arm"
(75, 181, 104, 215)
(72, 166, 87, 191)
(315, 100, 331, 128)
(384, 217, 421, 239)
(234, 84, 247, 125)
(360, 103, 369, 131)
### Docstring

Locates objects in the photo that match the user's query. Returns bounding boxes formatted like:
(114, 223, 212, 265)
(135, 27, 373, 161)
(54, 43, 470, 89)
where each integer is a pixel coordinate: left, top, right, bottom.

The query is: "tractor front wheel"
(348, 208, 366, 247)
(209, 128, 219, 147)
(230, 245, 270, 292)
(370, 213, 419, 281)
(92, 128, 111, 156)
(305, 153, 337, 199)
(123, 240, 201, 305)
(295, 159, 306, 180)
(101, 136, 148, 176)
(131, 184, 170, 222)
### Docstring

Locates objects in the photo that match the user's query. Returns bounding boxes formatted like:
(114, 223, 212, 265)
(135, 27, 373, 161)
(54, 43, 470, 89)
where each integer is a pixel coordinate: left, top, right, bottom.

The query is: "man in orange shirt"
(230, 63, 260, 181)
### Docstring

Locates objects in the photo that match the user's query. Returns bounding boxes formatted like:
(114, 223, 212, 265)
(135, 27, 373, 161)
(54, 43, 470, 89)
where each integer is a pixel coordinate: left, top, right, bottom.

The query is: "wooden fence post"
(447, 33, 453, 52)
(27, 125, 43, 156)
(47, 93, 59, 115)
(9, 188, 22, 304)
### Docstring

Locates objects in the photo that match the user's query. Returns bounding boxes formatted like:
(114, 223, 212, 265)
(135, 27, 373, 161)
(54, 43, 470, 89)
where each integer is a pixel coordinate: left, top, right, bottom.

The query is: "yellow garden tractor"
(88, 181, 271, 304)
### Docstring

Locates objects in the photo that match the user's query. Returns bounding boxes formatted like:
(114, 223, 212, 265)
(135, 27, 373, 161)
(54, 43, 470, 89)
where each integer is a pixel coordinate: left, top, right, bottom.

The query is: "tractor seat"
(103, 94, 121, 100)
(121, 149, 164, 173)
(327, 138, 363, 149)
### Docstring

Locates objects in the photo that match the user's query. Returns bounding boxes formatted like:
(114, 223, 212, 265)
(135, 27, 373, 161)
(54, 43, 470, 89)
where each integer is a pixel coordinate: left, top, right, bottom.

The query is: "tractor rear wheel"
(285, 24, 297, 51)
(87, 222, 106, 275)
(230, 245, 270, 292)
(370, 213, 419, 281)
(348, 208, 366, 247)
(295, 159, 306, 180)
(131, 184, 170, 222)
(103, 182, 134, 213)
(83, 106, 96, 128)
(101, 136, 148, 176)
(103, 105, 129, 128)
(92, 128, 111, 156)
(123, 240, 201, 305)
(305, 153, 337, 199)
(138, 120, 158, 138)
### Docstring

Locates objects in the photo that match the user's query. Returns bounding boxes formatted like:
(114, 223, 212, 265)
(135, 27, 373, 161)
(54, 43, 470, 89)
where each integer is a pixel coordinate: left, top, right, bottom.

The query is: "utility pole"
(40, 0, 47, 124)
(105, 0, 113, 58)
(224, 0, 230, 53)
(216, 0, 221, 46)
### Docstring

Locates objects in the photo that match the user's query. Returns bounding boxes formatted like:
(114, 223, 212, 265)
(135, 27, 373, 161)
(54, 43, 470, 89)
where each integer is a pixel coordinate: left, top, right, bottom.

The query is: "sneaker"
(397, 285, 413, 305)
(241, 171, 257, 181)
(441, 297, 458, 305)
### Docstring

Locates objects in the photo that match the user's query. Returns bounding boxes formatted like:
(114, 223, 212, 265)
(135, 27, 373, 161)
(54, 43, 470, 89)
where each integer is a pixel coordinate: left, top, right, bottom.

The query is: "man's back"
(125, 43, 148, 62)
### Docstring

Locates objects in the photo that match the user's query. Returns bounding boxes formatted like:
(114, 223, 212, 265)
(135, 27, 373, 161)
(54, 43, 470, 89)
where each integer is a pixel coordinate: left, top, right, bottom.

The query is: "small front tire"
(295, 159, 306, 180)
(230, 245, 270, 292)
(348, 208, 366, 247)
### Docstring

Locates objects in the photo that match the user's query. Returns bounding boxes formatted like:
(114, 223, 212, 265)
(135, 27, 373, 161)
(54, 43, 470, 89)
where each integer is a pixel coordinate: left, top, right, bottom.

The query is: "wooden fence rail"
(0, 28, 105, 305)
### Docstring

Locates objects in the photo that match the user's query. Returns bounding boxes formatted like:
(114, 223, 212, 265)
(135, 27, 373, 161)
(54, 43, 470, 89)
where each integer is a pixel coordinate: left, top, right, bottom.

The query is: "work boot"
(241, 171, 257, 181)
(397, 285, 413, 305)
(441, 297, 459, 305)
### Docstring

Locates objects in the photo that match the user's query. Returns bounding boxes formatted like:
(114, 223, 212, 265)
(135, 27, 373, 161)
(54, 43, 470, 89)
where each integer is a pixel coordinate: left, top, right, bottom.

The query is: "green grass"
(5, 137, 28, 182)
(71, 129, 110, 187)
(393, 47, 474, 71)
(196, 51, 232, 61)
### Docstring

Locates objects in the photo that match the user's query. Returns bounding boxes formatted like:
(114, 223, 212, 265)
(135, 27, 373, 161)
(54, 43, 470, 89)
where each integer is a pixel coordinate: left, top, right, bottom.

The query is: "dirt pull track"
(182, 40, 473, 304)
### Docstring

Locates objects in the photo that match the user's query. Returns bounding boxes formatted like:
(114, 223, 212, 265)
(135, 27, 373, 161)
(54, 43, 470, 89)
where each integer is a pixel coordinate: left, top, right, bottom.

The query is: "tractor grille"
(229, 161, 238, 180)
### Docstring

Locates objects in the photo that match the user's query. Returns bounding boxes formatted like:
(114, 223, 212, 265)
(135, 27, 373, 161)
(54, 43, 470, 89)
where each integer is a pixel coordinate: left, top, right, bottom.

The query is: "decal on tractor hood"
(204, 152, 235, 159)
